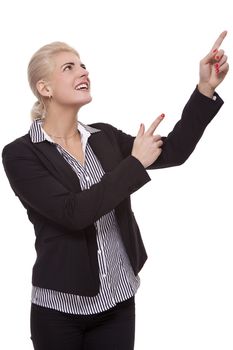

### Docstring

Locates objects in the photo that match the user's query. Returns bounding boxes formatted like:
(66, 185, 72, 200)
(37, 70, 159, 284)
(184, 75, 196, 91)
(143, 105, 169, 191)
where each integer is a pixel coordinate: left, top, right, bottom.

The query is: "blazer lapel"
(88, 130, 121, 173)
(24, 136, 81, 192)
(23, 128, 121, 193)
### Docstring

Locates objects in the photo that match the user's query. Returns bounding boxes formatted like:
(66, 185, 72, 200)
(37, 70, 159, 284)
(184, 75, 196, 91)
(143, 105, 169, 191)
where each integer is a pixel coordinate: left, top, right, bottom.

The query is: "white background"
(0, 0, 232, 349)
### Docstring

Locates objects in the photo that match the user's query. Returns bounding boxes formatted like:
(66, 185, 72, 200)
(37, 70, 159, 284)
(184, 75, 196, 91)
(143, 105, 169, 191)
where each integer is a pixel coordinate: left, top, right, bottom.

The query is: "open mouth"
(75, 82, 89, 91)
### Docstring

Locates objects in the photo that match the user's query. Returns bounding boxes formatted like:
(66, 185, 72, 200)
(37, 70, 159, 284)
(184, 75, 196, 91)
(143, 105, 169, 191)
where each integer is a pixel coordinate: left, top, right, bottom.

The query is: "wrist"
(198, 82, 215, 99)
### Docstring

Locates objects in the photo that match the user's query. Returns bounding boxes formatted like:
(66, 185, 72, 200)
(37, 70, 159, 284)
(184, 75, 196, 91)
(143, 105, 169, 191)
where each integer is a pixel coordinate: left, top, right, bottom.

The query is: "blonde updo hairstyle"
(28, 42, 80, 120)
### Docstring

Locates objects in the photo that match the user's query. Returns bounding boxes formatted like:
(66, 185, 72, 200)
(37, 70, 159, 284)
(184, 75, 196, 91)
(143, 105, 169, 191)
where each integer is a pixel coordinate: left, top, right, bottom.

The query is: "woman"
(2, 31, 229, 350)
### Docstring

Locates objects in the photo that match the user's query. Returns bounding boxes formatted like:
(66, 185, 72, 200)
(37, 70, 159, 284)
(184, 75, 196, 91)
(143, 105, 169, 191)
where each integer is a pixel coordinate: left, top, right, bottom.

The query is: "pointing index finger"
(146, 114, 165, 135)
(211, 30, 227, 51)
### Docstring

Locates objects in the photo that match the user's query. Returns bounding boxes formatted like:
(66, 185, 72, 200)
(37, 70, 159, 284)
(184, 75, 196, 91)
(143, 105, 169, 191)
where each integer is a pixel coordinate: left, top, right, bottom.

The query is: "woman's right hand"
(131, 114, 164, 168)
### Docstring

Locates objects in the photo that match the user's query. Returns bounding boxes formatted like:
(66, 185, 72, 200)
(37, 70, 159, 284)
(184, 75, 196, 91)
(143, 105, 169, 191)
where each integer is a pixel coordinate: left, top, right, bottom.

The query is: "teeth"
(75, 83, 88, 90)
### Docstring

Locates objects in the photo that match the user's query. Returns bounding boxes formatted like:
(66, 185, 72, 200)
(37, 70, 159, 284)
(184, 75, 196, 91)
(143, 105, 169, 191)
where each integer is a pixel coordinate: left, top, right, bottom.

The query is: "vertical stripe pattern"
(30, 119, 140, 315)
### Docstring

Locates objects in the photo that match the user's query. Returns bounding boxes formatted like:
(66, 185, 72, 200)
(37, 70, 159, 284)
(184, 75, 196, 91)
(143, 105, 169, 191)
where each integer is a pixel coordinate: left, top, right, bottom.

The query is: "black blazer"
(2, 87, 223, 296)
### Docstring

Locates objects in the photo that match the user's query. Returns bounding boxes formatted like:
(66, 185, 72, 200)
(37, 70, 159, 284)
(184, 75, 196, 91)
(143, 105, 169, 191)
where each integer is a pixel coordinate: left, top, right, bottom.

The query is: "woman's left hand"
(198, 31, 229, 98)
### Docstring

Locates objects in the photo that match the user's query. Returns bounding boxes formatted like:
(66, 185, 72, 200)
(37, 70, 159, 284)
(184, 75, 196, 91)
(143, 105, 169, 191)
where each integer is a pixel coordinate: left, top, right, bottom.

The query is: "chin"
(81, 95, 92, 105)
(73, 95, 92, 108)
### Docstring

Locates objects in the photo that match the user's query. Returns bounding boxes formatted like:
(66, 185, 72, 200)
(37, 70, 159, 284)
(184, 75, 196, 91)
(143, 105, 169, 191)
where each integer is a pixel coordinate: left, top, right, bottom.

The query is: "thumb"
(137, 123, 145, 137)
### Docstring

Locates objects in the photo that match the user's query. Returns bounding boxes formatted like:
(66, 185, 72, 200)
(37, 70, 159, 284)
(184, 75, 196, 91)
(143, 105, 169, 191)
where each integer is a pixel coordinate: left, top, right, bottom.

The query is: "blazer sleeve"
(2, 141, 150, 231)
(98, 86, 224, 169)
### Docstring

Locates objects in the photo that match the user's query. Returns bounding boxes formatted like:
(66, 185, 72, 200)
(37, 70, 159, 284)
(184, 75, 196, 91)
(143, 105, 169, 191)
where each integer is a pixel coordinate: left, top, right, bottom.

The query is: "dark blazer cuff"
(191, 85, 224, 123)
(123, 155, 151, 193)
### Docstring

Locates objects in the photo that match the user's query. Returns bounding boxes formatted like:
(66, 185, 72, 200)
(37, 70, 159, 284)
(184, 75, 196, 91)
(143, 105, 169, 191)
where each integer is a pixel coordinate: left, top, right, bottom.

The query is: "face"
(45, 51, 92, 108)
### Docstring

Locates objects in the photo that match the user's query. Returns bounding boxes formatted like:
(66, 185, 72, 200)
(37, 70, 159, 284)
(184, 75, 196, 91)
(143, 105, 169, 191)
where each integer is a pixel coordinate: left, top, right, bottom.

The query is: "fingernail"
(160, 113, 165, 119)
(215, 63, 219, 68)
(213, 49, 218, 53)
(215, 55, 220, 60)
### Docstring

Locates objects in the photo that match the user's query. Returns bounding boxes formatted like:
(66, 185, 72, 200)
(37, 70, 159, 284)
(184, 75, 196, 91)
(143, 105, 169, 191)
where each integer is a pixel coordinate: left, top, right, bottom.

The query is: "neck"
(43, 104, 80, 139)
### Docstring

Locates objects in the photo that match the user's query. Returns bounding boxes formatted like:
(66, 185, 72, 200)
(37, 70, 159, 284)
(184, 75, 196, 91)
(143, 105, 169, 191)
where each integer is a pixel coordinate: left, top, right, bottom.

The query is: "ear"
(36, 80, 52, 98)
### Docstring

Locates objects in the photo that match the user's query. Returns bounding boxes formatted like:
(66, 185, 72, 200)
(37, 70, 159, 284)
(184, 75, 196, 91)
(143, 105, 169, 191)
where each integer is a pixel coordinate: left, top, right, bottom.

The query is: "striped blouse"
(29, 119, 140, 315)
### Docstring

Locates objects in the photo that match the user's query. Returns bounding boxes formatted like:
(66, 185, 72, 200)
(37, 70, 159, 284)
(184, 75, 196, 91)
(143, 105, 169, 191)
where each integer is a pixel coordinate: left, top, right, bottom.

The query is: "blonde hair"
(27, 42, 80, 120)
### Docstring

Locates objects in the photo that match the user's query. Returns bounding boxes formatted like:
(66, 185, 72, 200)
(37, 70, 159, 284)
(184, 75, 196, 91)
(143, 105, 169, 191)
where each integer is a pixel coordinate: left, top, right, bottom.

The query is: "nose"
(80, 66, 89, 78)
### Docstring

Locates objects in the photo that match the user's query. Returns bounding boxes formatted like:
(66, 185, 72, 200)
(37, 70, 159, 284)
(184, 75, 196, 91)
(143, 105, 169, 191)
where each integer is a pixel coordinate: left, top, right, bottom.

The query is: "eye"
(63, 64, 73, 71)
(81, 63, 86, 70)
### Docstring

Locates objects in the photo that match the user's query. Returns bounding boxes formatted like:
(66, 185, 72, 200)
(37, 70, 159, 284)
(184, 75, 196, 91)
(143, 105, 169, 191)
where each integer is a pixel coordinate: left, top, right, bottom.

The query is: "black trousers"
(30, 297, 135, 350)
